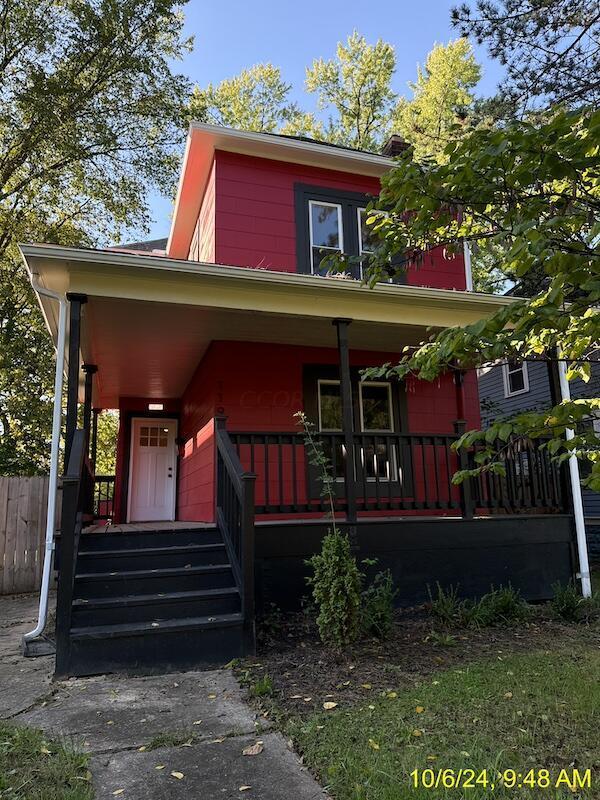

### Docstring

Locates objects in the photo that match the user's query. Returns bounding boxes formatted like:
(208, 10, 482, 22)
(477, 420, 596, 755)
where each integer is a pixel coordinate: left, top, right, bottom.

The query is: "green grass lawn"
(289, 648, 600, 799)
(0, 723, 92, 800)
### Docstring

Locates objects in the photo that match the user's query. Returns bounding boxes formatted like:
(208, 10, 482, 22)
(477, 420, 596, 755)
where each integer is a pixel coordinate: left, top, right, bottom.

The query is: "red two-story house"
(21, 124, 575, 676)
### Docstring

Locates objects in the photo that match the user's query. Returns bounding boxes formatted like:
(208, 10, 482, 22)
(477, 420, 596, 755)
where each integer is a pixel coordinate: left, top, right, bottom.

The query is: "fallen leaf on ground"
(323, 702, 338, 710)
(504, 692, 513, 699)
(193, 720, 202, 725)
(155, 765, 165, 770)
(361, 684, 372, 690)
(138, 746, 146, 752)
(368, 739, 380, 750)
(239, 787, 252, 792)
(412, 729, 422, 737)
(416, 706, 424, 713)
(112, 790, 124, 796)
(170, 771, 184, 780)
(242, 742, 264, 756)
(208, 693, 217, 699)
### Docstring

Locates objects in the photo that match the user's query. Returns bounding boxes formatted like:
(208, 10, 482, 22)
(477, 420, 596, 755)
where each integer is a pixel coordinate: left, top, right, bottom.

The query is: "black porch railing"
(93, 475, 115, 520)
(229, 429, 567, 517)
(215, 418, 257, 653)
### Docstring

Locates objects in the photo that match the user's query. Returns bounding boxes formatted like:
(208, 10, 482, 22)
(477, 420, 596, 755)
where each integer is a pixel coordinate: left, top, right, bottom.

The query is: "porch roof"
(20, 243, 514, 408)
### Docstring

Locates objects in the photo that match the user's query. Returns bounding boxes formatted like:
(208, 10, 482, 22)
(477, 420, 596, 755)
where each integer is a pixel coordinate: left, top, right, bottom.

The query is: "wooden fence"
(0, 476, 55, 595)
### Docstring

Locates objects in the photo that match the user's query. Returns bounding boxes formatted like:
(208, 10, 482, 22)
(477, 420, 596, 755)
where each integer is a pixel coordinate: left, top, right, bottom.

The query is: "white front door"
(128, 418, 177, 522)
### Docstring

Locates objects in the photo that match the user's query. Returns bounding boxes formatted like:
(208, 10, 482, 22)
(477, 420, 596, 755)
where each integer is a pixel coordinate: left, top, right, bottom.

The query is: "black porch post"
(82, 364, 97, 456)
(91, 408, 100, 472)
(333, 318, 358, 527)
(64, 293, 87, 470)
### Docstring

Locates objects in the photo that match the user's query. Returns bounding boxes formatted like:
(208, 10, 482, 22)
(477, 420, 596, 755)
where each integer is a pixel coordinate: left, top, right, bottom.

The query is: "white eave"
(166, 122, 395, 260)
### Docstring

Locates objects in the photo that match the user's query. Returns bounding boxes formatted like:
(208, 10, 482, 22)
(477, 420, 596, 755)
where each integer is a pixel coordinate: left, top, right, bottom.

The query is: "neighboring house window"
(502, 359, 529, 397)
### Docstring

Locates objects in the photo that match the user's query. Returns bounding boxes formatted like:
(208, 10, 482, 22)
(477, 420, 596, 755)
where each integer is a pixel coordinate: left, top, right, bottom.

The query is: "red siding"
(186, 150, 466, 290)
(213, 150, 382, 272)
(174, 341, 481, 522)
(188, 159, 216, 262)
(178, 418, 215, 522)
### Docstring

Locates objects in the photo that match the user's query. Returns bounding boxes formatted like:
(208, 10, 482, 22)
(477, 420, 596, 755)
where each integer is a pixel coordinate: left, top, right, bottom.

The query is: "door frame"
(126, 416, 178, 523)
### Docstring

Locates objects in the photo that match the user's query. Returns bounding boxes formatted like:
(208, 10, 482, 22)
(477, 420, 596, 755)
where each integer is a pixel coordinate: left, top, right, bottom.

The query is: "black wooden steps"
(63, 526, 246, 677)
(71, 587, 241, 625)
(73, 563, 234, 597)
(68, 613, 245, 675)
(77, 542, 227, 572)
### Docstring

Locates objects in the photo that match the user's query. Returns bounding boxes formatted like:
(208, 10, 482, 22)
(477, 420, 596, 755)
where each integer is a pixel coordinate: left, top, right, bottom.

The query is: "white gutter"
(463, 241, 474, 292)
(22, 274, 67, 648)
(558, 360, 592, 597)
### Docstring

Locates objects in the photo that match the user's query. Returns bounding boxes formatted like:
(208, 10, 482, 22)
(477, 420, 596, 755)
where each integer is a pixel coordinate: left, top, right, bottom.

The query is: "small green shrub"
(361, 569, 397, 639)
(428, 583, 462, 623)
(249, 674, 274, 698)
(307, 528, 362, 647)
(551, 581, 600, 623)
(428, 583, 529, 627)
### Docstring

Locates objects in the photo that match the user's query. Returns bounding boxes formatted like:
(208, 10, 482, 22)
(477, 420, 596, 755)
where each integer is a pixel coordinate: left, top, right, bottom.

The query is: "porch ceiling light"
(148, 402, 164, 411)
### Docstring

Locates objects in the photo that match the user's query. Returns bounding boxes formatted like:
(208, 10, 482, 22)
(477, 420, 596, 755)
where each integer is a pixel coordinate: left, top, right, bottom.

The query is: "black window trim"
(295, 183, 374, 279)
(294, 182, 405, 283)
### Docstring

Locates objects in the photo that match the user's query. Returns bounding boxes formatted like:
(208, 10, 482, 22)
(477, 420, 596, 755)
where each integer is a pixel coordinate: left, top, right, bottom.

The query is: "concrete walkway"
(1, 594, 327, 800)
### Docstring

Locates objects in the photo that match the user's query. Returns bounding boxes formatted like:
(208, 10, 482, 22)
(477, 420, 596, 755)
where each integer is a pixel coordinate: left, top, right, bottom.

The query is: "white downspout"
(558, 360, 592, 598)
(22, 275, 68, 647)
(463, 241, 473, 291)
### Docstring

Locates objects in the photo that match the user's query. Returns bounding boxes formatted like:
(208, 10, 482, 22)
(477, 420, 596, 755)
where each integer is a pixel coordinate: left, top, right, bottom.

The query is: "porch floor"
(85, 521, 216, 534)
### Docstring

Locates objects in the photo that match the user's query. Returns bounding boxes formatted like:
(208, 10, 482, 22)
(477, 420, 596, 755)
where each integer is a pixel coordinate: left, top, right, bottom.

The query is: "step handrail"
(55, 428, 94, 676)
(214, 417, 256, 654)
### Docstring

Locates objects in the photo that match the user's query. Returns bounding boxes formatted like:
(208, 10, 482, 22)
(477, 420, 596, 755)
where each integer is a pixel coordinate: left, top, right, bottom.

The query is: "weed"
(462, 585, 529, 626)
(428, 629, 457, 647)
(428, 583, 529, 627)
(551, 580, 600, 623)
(145, 731, 199, 750)
(249, 674, 274, 698)
(362, 569, 397, 639)
(427, 582, 462, 623)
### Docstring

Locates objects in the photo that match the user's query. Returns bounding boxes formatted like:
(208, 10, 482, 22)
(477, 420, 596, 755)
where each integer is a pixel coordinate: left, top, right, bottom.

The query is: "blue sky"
(143, 0, 503, 241)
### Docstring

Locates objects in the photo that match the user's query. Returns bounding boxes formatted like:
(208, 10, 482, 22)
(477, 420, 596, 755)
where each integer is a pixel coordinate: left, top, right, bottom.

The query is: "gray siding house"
(478, 358, 600, 558)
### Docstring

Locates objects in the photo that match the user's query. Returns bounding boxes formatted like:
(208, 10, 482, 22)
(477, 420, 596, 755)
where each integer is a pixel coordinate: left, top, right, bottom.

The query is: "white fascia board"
(19, 242, 514, 313)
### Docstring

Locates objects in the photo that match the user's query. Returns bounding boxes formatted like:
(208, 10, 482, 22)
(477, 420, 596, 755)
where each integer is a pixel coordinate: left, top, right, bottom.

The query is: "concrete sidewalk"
(0, 594, 327, 800)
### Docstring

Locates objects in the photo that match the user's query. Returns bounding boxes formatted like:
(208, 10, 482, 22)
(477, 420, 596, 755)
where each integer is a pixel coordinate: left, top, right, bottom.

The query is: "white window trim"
(317, 379, 342, 432)
(502, 360, 529, 397)
(309, 200, 343, 275)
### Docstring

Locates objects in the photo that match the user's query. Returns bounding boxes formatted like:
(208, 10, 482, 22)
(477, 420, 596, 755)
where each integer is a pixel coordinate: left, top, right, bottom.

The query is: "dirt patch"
(236, 605, 600, 717)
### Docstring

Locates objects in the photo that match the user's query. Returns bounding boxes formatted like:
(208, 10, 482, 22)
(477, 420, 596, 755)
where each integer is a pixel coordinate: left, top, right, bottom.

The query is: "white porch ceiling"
(83, 296, 429, 408)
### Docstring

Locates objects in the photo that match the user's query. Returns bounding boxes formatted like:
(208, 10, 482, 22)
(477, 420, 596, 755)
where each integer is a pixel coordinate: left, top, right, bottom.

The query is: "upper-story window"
(503, 359, 529, 397)
(296, 184, 398, 281)
(309, 201, 343, 275)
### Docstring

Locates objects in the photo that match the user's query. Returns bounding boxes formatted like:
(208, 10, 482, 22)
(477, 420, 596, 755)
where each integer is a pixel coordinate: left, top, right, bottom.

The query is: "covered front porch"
(20, 244, 576, 675)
